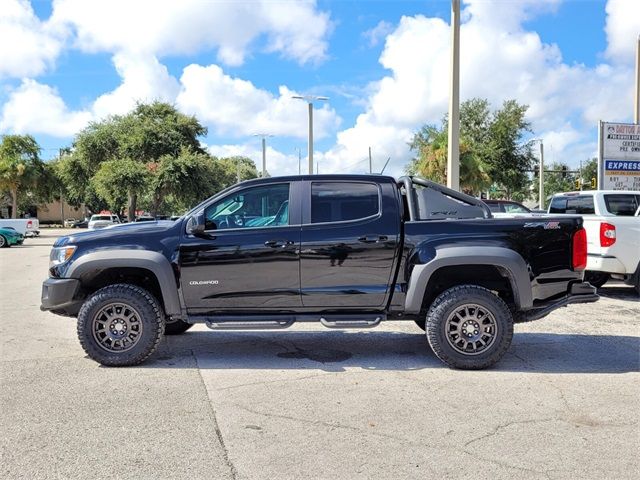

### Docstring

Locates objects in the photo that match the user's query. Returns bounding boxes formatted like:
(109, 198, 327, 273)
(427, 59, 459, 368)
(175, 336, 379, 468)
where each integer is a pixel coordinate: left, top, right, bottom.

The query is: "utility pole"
(253, 133, 273, 177)
(292, 95, 328, 174)
(446, 0, 461, 191)
(539, 140, 545, 209)
(368, 146, 372, 174)
(635, 35, 639, 123)
(59, 148, 65, 226)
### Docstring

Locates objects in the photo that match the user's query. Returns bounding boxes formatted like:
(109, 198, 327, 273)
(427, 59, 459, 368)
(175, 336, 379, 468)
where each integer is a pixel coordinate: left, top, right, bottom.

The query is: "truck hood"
(54, 220, 179, 247)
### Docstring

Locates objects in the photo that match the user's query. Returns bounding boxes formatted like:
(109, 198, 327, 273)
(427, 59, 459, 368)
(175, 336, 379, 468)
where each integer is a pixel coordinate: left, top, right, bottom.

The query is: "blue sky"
(1, 0, 638, 176)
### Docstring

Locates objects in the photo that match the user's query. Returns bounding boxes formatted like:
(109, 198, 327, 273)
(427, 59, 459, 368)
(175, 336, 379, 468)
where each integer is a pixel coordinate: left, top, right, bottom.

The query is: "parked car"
(0, 218, 39, 237)
(64, 218, 77, 228)
(72, 218, 89, 229)
(41, 175, 597, 369)
(548, 190, 640, 292)
(88, 214, 121, 230)
(134, 215, 156, 222)
(0, 227, 24, 247)
(482, 199, 544, 218)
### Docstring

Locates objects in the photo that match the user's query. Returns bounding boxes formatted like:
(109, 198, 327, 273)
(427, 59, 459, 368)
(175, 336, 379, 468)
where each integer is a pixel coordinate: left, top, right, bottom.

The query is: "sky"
(0, 0, 639, 178)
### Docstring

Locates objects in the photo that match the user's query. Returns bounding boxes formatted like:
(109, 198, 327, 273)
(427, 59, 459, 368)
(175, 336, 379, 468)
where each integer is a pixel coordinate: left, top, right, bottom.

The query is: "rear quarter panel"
(397, 216, 584, 305)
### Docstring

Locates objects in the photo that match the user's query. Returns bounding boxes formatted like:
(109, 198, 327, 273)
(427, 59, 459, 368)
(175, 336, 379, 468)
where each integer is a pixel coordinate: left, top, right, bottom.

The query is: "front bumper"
(41, 278, 82, 316)
(521, 282, 599, 322)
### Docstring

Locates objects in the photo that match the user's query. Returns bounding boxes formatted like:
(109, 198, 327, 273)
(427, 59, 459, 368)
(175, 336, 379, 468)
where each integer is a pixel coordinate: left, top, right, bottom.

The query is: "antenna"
(380, 157, 391, 174)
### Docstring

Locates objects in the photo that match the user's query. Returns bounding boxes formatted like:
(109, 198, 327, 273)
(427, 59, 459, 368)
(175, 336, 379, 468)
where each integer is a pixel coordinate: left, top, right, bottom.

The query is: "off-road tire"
(425, 285, 514, 370)
(77, 284, 165, 366)
(584, 271, 609, 289)
(164, 318, 194, 335)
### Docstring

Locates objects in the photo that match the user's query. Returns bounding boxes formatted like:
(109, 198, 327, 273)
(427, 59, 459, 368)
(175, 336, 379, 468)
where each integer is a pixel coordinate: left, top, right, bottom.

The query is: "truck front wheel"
(425, 285, 514, 370)
(77, 284, 165, 366)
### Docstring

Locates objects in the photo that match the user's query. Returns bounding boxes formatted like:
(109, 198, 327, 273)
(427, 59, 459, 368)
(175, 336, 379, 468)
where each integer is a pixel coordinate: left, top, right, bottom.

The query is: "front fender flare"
(404, 246, 532, 314)
(66, 250, 181, 316)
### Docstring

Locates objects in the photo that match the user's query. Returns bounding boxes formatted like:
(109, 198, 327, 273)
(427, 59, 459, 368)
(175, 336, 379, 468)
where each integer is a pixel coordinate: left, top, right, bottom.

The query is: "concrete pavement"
(1, 229, 638, 479)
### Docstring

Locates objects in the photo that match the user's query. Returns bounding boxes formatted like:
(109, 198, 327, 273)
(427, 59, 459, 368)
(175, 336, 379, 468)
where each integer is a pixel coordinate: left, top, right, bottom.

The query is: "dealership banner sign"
(598, 122, 640, 191)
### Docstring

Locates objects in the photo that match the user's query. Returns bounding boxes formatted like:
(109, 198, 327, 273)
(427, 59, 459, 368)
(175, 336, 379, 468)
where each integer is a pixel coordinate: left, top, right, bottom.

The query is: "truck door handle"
(265, 240, 294, 248)
(358, 235, 387, 243)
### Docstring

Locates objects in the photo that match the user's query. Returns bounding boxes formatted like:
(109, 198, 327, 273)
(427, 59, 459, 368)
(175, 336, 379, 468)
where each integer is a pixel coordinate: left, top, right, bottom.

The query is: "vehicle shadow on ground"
(596, 285, 639, 301)
(147, 331, 640, 374)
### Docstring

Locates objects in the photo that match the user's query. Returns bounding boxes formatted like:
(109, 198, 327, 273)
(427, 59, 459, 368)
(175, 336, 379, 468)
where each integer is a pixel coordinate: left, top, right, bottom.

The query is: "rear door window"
(549, 197, 567, 213)
(604, 194, 640, 216)
(311, 182, 380, 223)
(565, 196, 595, 214)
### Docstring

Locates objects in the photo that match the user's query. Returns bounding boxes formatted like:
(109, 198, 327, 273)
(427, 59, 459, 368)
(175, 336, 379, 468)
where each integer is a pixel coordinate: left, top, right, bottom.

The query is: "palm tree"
(0, 135, 42, 218)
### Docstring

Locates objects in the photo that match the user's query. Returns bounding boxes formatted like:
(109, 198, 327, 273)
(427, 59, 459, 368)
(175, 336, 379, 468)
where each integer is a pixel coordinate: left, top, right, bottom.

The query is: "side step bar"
(320, 316, 382, 328)
(189, 314, 385, 330)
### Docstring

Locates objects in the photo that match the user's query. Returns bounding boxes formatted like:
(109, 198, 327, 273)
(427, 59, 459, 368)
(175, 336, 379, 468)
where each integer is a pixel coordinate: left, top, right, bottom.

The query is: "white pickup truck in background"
(548, 190, 640, 293)
(0, 218, 40, 237)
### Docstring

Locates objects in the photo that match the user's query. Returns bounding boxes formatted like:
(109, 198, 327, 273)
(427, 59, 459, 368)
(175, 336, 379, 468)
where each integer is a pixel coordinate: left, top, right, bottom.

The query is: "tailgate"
(583, 216, 640, 273)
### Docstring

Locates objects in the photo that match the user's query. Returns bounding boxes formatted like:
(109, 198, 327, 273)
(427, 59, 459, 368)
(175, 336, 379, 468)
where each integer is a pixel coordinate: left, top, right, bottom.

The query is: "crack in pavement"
(191, 349, 238, 480)
(233, 403, 559, 478)
(464, 417, 557, 447)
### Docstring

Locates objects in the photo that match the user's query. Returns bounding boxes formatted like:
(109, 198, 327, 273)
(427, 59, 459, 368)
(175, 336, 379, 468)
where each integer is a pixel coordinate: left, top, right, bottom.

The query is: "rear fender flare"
(404, 246, 532, 314)
(66, 250, 181, 316)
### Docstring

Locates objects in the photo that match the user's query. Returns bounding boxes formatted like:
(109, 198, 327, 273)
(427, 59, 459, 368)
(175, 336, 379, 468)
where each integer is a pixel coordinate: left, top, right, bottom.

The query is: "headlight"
(49, 246, 77, 268)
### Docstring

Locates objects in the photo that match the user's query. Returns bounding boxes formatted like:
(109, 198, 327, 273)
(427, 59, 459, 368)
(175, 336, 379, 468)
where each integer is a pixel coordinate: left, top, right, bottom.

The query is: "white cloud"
(0, 79, 91, 137)
(207, 143, 303, 177)
(0, 0, 66, 78)
(318, 0, 638, 177)
(363, 21, 394, 47)
(605, 0, 640, 63)
(51, 0, 331, 66)
(177, 64, 340, 139)
(92, 53, 180, 118)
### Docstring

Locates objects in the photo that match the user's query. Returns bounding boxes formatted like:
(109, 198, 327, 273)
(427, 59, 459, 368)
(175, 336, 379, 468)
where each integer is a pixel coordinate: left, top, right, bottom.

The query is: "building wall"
(37, 200, 86, 223)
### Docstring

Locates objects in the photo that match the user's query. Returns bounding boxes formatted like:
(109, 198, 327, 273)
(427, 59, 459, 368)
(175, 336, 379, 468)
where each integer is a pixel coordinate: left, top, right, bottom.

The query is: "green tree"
(543, 162, 578, 201)
(407, 99, 534, 199)
(582, 158, 598, 189)
(65, 101, 208, 220)
(217, 156, 259, 187)
(92, 159, 151, 213)
(0, 134, 43, 218)
(485, 100, 535, 199)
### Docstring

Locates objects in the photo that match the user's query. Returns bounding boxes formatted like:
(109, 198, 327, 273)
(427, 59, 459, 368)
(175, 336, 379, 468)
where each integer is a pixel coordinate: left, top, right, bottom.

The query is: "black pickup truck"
(41, 175, 598, 369)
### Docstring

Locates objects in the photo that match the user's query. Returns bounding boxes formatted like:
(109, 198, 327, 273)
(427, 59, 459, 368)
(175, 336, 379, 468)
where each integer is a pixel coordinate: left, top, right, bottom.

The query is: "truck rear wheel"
(584, 271, 609, 289)
(164, 318, 194, 335)
(77, 284, 165, 366)
(425, 285, 514, 370)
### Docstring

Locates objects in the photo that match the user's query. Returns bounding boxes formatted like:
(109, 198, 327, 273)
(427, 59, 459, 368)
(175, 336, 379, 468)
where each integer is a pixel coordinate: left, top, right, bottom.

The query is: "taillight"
(572, 227, 587, 271)
(27, 220, 32, 228)
(600, 222, 616, 247)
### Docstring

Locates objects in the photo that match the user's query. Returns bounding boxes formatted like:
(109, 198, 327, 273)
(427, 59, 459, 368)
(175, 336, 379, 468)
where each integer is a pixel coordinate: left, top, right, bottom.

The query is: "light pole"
(635, 35, 639, 123)
(253, 133, 273, 177)
(292, 95, 328, 174)
(447, 0, 461, 191)
(531, 138, 544, 209)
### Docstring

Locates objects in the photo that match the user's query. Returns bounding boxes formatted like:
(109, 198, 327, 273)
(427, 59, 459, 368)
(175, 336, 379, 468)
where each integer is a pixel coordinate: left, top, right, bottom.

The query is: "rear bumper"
(521, 282, 599, 322)
(587, 254, 627, 274)
(40, 278, 82, 316)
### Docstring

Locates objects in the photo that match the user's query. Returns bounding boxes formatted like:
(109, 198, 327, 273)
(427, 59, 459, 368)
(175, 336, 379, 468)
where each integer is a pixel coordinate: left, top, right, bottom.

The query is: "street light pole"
(531, 138, 545, 209)
(447, 0, 461, 191)
(293, 95, 328, 174)
(253, 133, 273, 177)
(635, 35, 639, 124)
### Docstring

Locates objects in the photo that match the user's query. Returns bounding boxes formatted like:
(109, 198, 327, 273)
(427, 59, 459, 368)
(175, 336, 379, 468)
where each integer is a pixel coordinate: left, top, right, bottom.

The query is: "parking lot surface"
(1, 229, 639, 479)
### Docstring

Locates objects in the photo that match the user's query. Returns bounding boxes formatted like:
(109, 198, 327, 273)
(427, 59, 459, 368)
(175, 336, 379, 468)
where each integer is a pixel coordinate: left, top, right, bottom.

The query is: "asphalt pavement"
(1, 229, 639, 479)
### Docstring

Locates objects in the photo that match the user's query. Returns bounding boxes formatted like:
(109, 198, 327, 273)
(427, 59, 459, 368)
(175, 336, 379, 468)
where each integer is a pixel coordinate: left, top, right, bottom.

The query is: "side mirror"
(186, 214, 216, 238)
